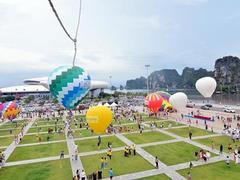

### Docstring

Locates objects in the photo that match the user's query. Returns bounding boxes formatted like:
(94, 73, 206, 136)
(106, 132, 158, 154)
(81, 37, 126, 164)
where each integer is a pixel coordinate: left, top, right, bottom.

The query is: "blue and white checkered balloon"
(48, 65, 91, 109)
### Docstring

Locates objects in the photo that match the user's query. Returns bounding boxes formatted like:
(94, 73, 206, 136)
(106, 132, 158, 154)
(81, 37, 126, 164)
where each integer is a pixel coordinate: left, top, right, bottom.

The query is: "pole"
(145, 65, 150, 94)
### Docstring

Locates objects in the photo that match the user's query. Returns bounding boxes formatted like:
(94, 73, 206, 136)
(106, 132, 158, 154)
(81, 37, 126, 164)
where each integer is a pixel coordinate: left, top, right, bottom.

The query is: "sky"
(0, 0, 240, 87)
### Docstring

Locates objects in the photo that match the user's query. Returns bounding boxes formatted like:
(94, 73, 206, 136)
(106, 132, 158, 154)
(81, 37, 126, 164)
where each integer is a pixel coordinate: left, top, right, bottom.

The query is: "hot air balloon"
(48, 65, 91, 109)
(145, 93, 163, 113)
(195, 77, 217, 98)
(86, 106, 112, 133)
(156, 91, 171, 101)
(169, 92, 188, 111)
(0, 103, 5, 118)
(3, 101, 20, 120)
(162, 100, 172, 110)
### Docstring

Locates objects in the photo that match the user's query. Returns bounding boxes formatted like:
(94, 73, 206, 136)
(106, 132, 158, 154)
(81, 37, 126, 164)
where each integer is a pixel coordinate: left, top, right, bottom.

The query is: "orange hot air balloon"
(145, 93, 163, 113)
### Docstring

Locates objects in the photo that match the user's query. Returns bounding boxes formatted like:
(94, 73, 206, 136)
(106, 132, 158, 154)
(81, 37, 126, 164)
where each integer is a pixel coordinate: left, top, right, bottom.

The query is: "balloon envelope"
(3, 101, 20, 120)
(48, 65, 91, 109)
(195, 77, 217, 98)
(145, 93, 163, 113)
(156, 91, 171, 101)
(86, 106, 112, 133)
(169, 92, 188, 111)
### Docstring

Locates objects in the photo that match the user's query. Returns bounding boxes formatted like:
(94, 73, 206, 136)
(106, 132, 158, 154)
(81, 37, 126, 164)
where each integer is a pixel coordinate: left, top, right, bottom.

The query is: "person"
(107, 142, 112, 149)
(109, 168, 113, 180)
(104, 157, 108, 168)
(211, 141, 214, 150)
(155, 156, 159, 169)
(81, 170, 86, 180)
(228, 143, 232, 153)
(92, 172, 97, 180)
(189, 162, 193, 169)
(74, 146, 78, 161)
(132, 144, 136, 156)
(220, 144, 223, 154)
(76, 169, 80, 180)
(189, 131, 192, 140)
(100, 157, 104, 169)
(107, 149, 112, 160)
(98, 170, 102, 179)
(226, 156, 230, 168)
(187, 171, 192, 180)
(60, 150, 64, 159)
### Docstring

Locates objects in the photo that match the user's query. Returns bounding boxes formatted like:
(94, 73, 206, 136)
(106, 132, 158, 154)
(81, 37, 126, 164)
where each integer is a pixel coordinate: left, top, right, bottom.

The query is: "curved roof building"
(0, 77, 109, 95)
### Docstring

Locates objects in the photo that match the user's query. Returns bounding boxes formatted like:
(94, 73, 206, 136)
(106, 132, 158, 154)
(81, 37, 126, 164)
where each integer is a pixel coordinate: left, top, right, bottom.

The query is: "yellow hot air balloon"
(86, 106, 112, 133)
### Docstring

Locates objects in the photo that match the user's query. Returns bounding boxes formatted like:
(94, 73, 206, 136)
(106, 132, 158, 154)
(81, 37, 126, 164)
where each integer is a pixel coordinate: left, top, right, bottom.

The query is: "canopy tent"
(104, 103, 110, 107)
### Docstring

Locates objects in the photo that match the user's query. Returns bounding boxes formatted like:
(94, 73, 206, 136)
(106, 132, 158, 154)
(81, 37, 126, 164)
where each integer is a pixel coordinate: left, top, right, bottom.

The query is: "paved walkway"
(4, 117, 37, 161)
(1, 115, 234, 180)
(64, 116, 85, 178)
(115, 133, 186, 180)
(4, 155, 70, 167)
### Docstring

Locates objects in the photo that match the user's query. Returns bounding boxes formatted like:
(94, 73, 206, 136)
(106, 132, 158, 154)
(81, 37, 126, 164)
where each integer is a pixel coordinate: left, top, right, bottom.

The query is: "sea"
(104, 89, 240, 106)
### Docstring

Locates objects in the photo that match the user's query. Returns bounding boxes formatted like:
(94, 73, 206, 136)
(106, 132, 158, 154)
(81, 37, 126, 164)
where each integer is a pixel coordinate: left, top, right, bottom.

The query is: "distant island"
(126, 56, 240, 93)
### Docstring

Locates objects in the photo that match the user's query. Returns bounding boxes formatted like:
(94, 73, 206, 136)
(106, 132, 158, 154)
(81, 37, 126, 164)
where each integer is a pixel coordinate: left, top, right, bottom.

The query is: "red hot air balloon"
(145, 93, 163, 113)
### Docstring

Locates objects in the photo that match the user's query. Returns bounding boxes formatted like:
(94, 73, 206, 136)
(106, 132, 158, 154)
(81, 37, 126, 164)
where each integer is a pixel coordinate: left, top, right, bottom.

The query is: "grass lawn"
(34, 120, 64, 126)
(166, 126, 214, 138)
(27, 125, 64, 134)
(143, 141, 216, 166)
(81, 150, 154, 178)
(0, 136, 14, 147)
(73, 129, 105, 138)
(75, 136, 125, 152)
(124, 131, 174, 144)
(195, 135, 240, 153)
(146, 120, 184, 128)
(0, 121, 27, 129)
(21, 133, 66, 144)
(143, 116, 165, 122)
(112, 119, 134, 125)
(7, 142, 68, 162)
(137, 174, 171, 180)
(115, 124, 149, 133)
(0, 129, 20, 136)
(0, 159, 72, 180)
(178, 161, 240, 180)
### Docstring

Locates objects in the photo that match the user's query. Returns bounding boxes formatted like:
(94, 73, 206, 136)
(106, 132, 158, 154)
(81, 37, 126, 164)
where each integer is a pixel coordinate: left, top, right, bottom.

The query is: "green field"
(27, 125, 64, 134)
(195, 135, 240, 153)
(81, 150, 154, 178)
(75, 135, 125, 152)
(73, 129, 105, 138)
(178, 161, 240, 180)
(0, 159, 72, 180)
(144, 141, 216, 165)
(21, 133, 66, 144)
(0, 128, 21, 136)
(0, 136, 14, 147)
(7, 142, 68, 162)
(146, 120, 184, 128)
(124, 131, 174, 144)
(166, 126, 214, 138)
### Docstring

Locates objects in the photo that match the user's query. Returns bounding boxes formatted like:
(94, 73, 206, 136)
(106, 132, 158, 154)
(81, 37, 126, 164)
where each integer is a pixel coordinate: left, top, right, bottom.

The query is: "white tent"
(111, 102, 118, 107)
(104, 103, 110, 106)
(97, 102, 103, 106)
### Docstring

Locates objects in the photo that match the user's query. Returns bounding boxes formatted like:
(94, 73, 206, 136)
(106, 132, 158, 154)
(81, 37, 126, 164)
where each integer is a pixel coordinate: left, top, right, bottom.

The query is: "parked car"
(224, 107, 235, 113)
(205, 104, 213, 108)
(201, 105, 210, 110)
(186, 103, 194, 108)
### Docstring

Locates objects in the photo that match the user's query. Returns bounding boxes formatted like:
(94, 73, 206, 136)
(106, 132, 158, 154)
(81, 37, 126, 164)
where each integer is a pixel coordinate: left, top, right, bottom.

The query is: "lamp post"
(109, 76, 112, 90)
(145, 64, 150, 93)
